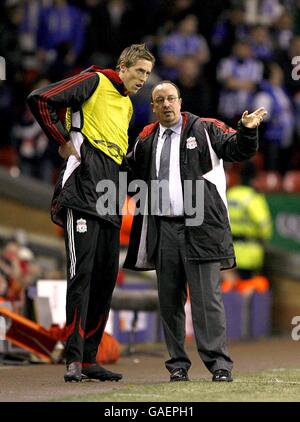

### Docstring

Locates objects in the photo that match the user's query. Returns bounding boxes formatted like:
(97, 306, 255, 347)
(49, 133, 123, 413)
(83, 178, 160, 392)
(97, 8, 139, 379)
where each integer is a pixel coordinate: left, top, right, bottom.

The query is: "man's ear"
(119, 62, 126, 73)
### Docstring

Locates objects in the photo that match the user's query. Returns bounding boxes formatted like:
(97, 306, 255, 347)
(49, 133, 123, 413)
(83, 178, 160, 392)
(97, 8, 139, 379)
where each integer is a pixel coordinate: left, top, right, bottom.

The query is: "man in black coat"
(124, 80, 267, 382)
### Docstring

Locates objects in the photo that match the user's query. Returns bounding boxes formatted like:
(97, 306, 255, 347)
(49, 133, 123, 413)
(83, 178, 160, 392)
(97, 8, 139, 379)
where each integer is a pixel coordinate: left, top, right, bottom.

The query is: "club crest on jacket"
(76, 218, 87, 233)
(186, 137, 197, 149)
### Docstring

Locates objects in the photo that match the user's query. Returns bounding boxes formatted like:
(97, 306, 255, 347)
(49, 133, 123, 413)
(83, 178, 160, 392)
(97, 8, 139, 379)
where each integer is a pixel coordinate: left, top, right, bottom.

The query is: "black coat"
(124, 112, 258, 271)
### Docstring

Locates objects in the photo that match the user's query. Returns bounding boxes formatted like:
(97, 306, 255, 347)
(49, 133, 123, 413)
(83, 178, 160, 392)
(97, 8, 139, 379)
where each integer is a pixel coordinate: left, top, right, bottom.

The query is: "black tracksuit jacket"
(124, 112, 258, 271)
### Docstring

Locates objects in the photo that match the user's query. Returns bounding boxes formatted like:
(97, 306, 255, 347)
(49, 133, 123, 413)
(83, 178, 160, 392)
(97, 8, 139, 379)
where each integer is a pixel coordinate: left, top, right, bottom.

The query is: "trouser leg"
(185, 261, 233, 373)
(82, 220, 120, 364)
(156, 219, 191, 373)
(63, 209, 99, 364)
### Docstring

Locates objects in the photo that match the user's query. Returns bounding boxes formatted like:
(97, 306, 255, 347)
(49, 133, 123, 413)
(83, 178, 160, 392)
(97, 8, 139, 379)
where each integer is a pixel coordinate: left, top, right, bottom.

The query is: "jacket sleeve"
(27, 72, 99, 145)
(202, 118, 258, 162)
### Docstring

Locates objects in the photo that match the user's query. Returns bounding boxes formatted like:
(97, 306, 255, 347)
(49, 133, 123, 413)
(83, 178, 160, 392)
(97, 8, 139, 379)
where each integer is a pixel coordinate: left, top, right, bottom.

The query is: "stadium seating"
(0, 146, 18, 168)
(282, 170, 300, 193)
(252, 171, 283, 192)
(225, 170, 241, 189)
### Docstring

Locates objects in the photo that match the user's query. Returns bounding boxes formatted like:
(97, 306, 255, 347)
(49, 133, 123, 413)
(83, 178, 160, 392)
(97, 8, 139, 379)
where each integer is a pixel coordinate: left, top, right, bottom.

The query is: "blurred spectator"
(18, 246, 35, 289)
(83, 0, 141, 68)
(217, 40, 263, 126)
(140, 0, 197, 64)
(12, 78, 63, 183)
(226, 161, 273, 280)
(252, 62, 295, 174)
(144, 0, 197, 37)
(272, 10, 294, 52)
(47, 41, 85, 82)
(36, 0, 86, 67)
(18, 246, 42, 320)
(0, 82, 14, 148)
(248, 24, 274, 62)
(211, 6, 248, 59)
(0, 239, 38, 315)
(175, 55, 213, 116)
(1, 240, 22, 284)
(0, 0, 23, 80)
(294, 0, 300, 35)
(0, 0, 24, 152)
(0, 239, 23, 311)
(143, 0, 225, 66)
(20, 0, 51, 58)
(0, 268, 9, 298)
(158, 14, 210, 79)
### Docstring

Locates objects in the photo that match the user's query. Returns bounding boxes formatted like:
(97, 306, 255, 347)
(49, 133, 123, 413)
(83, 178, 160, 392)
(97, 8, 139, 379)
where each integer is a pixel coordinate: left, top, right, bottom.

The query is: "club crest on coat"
(76, 218, 87, 233)
(186, 137, 197, 149)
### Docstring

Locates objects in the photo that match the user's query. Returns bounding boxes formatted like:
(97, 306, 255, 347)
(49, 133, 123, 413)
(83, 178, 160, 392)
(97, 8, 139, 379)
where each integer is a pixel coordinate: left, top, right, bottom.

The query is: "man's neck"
(160, 116, 183, 134)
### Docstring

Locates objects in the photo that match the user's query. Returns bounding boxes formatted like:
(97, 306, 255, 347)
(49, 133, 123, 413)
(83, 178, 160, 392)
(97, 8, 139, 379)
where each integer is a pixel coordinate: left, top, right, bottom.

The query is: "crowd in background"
(0, 231, 65, 316)
(0, 236, 40, 315)
(0, 0, 300, 184)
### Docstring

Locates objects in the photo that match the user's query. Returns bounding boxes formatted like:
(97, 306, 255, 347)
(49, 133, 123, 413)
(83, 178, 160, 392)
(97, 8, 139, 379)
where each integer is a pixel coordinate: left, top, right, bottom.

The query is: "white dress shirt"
(156, 117, 184, 216)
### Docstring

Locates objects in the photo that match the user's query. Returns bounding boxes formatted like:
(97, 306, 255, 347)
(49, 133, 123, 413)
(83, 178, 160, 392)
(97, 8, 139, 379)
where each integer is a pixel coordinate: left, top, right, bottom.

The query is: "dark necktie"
(158, 129, 173, 214)
(158, 129, 173, 182)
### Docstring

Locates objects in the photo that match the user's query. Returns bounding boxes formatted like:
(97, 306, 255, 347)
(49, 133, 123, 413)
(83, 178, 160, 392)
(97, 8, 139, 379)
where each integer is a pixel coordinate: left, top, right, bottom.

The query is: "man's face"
(119, 59, 153, 94)
(152, 83, 182, 127)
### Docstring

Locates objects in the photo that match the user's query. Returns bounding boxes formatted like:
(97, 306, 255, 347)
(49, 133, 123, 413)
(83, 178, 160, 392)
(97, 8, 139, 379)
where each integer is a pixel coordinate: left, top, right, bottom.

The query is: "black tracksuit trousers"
(63, 208, 119, 365)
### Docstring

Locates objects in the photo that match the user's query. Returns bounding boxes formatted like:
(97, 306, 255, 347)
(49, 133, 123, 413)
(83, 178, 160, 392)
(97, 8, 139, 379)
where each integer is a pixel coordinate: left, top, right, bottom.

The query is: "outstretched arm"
(202, 107, 268, 162)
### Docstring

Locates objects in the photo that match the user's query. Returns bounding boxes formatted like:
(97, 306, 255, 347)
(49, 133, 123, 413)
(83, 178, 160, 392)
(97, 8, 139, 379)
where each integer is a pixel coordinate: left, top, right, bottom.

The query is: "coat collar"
(139, 112, 198, 140)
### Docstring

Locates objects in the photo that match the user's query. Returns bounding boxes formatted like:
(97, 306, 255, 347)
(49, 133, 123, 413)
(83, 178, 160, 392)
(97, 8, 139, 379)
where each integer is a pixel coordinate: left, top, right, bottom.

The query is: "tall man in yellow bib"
(27, 44, 155, 382)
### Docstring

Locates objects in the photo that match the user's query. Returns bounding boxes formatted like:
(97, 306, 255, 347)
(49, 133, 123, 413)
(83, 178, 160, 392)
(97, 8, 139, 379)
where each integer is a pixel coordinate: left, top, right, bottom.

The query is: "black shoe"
(81, 364, 122, 382)
(64, 362, 82, 382)
(212, 369, 233, 382)
(170, 368, 189, 382)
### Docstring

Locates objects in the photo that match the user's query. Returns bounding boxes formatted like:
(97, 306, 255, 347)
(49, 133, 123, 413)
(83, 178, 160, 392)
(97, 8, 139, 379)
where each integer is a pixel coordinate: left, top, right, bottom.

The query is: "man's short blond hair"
(116, 43, 155, 71)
